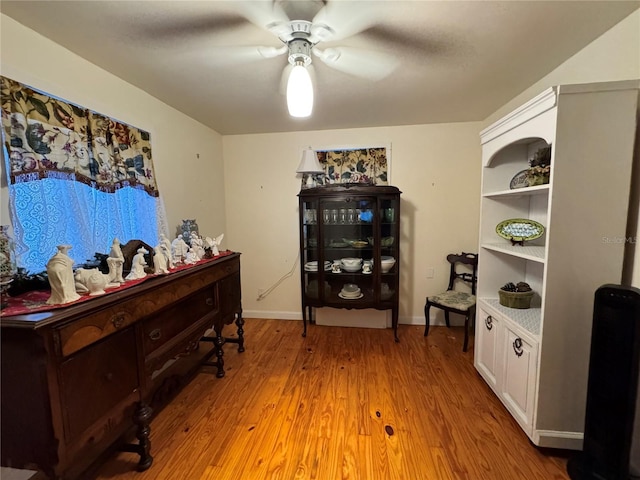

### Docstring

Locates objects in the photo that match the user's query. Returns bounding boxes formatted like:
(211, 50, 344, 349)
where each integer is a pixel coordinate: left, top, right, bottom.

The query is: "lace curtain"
(1, 76, 164, 273)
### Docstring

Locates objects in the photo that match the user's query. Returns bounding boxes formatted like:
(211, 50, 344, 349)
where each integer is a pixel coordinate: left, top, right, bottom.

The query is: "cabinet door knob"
(513, 337, 524, 357)
(105, 372, 114, 382)
(206, 297, 214, 306)
(485, 315, 493, 330)
(149, 329, 162, 341)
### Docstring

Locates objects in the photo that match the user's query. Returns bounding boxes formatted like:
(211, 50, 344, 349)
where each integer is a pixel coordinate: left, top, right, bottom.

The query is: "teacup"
(331, 261, 342, 273)
(362, 261, 372, 273)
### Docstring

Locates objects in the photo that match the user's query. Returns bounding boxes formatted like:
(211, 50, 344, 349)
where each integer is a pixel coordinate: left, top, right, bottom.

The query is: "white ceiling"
(1, 1, 638, 135)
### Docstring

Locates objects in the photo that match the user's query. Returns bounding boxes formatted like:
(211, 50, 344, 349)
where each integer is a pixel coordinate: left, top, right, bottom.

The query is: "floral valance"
(315, 147, 388, 186)
(1, 76, 158, 196)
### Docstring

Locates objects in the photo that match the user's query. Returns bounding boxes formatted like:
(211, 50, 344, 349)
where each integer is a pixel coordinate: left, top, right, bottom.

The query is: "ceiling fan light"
(287, 64, 314, 118)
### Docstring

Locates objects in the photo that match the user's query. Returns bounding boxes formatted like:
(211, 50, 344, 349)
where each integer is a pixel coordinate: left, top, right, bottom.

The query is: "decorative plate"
(343, 238, 368, 248)
(509, 170, 529, 189)
(496, 218, 545, 245)
(329, 241, 349, 248)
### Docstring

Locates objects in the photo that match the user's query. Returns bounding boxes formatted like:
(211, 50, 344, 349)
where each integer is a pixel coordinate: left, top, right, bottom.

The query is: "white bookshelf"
(474, 80, 639, 449)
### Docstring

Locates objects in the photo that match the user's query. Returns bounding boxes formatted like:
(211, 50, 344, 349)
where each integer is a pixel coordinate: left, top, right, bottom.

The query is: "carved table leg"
(120, 402, 153, 471)
(223, 312, 245, 353)
(234, 314, 245, 352)
(214, 331, 225, 378)
(201, 328, 226, 378)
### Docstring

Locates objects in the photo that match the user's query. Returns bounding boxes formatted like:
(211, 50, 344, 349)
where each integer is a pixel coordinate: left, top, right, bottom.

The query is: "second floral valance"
(316, 147, 388, 186)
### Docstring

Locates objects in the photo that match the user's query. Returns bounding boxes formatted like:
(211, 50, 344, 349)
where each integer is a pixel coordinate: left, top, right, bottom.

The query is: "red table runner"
(1, 251, 235, 317)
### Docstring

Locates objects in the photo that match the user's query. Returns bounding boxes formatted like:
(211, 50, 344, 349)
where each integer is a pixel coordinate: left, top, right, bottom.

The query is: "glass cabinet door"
(378, 196, 399, 304)
(301, 199, 326, 302)
(320, 196, 377, 303)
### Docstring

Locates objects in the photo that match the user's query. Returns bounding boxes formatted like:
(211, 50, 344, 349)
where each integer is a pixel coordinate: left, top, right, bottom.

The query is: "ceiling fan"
(214, 1, 401, 117)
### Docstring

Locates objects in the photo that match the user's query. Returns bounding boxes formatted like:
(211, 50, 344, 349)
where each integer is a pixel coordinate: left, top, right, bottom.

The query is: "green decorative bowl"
(496, 218, 544, 245)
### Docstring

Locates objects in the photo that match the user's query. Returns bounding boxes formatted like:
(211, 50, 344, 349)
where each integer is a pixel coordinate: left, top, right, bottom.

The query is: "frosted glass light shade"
(287, 64, 313, 118)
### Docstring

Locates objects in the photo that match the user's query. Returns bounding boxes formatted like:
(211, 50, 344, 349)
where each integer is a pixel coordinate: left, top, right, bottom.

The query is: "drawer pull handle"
(206, 297, 214, 306)
(513, 338, 524, 357)
(105, 372, 114, 382)
(149, 329, 162, 341)
(485, 315, 493, 331)
(111, 313, 126, 328)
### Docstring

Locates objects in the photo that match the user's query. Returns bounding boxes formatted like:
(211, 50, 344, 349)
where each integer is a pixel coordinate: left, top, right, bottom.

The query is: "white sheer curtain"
(9, 177, 163, 273)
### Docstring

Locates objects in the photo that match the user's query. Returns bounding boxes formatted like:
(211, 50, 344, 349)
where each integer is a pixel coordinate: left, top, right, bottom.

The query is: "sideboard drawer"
(141, 287, 217, 356)
(59, 328, 139, 442)
(58, 302, 137, 357)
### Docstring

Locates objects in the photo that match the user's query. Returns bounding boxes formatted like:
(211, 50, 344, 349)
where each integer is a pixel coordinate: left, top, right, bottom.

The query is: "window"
(1, 76, 163, 273)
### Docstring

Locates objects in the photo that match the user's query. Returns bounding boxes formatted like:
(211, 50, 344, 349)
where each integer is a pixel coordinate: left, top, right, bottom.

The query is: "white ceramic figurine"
(108, 237, 125, 283)
(153, 246, 169, 274)
(171, 234, 189, 264)
(205, 233, 224, 257)
(126, 247, 148, 281)
(46, 245, 81, 305)
(159, 233, 175, 269)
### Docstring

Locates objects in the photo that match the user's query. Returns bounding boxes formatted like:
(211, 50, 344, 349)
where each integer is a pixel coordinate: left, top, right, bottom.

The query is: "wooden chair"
(424, 252, 478, 351)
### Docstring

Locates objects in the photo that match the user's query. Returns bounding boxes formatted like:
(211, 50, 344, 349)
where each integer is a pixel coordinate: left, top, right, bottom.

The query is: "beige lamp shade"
(296, 148, 323, 173)
(296, 148, 323, 188)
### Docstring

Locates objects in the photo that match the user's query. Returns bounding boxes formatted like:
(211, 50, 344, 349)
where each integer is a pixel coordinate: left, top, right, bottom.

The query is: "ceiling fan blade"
(206, 45, 287, 66)
(310, 1, 386, 42)
(313, 47, 398, 81)
(138, 13, 249, 43)
(233, 0, 291, 37)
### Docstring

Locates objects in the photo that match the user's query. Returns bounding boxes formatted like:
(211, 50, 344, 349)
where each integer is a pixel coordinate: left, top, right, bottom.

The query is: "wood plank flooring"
(90, 319, 572, 480)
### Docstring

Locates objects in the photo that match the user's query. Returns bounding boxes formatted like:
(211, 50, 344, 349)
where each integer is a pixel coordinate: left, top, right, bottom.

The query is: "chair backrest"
(446, 252, 478, 295)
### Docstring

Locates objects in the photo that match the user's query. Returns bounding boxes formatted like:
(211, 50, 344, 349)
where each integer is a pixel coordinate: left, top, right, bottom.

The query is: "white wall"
(0, 15, 226, 249)
(223, 124, 482, 323)
(484, 9, 640, 287)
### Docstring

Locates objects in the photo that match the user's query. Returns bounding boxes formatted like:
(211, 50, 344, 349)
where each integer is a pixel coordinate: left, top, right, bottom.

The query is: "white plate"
(338, 292, 364, 300)
(306, 261, 331, 267)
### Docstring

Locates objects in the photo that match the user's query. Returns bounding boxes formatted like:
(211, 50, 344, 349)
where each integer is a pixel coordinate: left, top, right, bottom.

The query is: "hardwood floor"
(90, 319, 572, 480)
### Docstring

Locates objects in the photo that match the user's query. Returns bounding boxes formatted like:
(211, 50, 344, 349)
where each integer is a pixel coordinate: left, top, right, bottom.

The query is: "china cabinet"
(298, 185, 401, 340)
(475, 80, 640, 449)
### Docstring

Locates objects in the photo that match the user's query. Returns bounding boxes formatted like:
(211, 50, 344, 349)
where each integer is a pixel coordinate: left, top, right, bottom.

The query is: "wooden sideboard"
(1, 253, 243, 480)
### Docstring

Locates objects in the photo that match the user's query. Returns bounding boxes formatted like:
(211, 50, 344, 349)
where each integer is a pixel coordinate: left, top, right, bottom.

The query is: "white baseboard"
(242, 310, 301, 321)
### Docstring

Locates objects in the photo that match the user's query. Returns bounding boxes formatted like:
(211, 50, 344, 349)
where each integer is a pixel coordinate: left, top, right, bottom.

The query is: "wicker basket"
(498, 289, 534, 309)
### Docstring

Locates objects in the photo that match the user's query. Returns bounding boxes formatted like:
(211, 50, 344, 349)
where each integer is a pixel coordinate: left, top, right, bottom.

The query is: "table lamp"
(296, 147, 323, 188)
